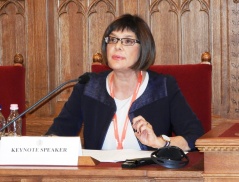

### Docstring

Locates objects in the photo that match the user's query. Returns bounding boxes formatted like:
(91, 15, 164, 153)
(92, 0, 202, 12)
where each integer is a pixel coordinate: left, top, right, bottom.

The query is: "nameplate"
(0, 136, 81, 166)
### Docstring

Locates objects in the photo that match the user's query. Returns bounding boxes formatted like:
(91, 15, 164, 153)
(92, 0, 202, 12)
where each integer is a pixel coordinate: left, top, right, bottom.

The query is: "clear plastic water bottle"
(0, 105, 6, 136)
(7, 104, 22, 136)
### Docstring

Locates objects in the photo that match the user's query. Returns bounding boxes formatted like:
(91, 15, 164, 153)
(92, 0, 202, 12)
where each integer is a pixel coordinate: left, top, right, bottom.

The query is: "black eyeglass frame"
(104, 36, 140, 46)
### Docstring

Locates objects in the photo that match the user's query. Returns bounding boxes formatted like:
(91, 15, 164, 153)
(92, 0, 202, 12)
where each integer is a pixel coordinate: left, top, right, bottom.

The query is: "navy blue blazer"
(46, 70, 204, 150)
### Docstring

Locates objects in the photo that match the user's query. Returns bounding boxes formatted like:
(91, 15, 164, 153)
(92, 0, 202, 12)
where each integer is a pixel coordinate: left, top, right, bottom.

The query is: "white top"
(102, 72, 149, 150)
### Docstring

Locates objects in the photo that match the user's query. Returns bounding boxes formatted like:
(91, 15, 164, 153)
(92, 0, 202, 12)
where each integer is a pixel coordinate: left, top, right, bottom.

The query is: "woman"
(46, 14, 204, 151)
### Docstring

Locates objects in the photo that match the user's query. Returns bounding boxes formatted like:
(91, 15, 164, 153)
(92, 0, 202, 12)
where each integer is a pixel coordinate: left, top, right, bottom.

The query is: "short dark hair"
(101, 14, 155, 70)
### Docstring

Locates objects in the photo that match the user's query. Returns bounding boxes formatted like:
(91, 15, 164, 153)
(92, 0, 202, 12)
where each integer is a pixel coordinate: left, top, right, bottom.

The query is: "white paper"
(82, 149, 153, 162)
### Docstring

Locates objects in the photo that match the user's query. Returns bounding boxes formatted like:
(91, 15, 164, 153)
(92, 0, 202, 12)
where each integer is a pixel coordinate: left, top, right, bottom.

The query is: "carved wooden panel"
(150, 0, 179, 65)
(0, 0, 238, 132)
(26, 0, 50, 116)
(57, 1, 85, 105)
(181, 1, 209, 64)
(150, 0, 209, 65)
(228, 0, 239, 118)
(54, 0, 117, 114)
(213, 0, 239, 120)
(0, 0, 25, 65)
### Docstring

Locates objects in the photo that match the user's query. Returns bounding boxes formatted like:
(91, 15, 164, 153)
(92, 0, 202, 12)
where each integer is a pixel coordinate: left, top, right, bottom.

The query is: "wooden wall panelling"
(136, 0, 150, 19)
(117, 0, 151, 33)
(87, 0, 115, 69)
(26, 0, 51, 117)
(47, 0, 57, 117)
(56, 1, 86, 114)
(212, 0, 239, 121)
(120, 0, 140, 15)
(228, 0, 239, 119)
(0, 1, 26, 66)
(150, 0, 179, 65)
(54, 0, 116, 115)
(210, 0, 223, 122)
(1, 0, 239, 136)
(181, 0, 210, 64)
(149, 1, 210, 63)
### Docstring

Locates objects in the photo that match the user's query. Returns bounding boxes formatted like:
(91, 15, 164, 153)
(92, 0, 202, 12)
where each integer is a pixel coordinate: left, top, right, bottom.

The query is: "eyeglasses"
(105, 36, 140, 46)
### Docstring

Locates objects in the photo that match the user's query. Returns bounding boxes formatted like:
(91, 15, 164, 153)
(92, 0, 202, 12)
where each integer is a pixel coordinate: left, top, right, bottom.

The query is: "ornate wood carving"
(234, 0, 239, 4)
(149, 1, 179, 65)
(181, 0, 209, 15)
(230, 2, 239, 116)
(150, 0, 178, 15)
(58, 0, 85, 16)
(0, 0, 26, 66)
(0, 0, 239, 127)
(88, 0, 115, 16)
(198, 146, 239, 152)
(0, 0, 24, 16)
(149, 0, 210, 65)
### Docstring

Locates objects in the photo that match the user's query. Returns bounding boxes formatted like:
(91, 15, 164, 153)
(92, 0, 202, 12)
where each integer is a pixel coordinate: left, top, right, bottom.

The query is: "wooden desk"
(196, 122, 239, 182)
(0, 152, 203, 181)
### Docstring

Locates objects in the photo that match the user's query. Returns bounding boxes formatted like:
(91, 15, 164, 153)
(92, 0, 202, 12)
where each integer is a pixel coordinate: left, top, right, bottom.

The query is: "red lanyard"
(109, 71, 143, 149)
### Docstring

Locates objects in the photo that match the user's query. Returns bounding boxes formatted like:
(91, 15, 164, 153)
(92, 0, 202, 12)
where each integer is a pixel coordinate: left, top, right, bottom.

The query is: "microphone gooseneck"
(0, 72, 90, 132)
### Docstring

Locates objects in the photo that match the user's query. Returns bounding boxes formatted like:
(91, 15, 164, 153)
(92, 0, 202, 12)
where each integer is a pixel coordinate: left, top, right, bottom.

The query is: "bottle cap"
(10, 104, 19, 110)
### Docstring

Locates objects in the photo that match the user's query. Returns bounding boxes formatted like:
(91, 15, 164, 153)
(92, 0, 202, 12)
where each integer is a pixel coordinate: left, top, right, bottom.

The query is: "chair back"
(91, 64, 212, 132)
(0, 66, 26, 135)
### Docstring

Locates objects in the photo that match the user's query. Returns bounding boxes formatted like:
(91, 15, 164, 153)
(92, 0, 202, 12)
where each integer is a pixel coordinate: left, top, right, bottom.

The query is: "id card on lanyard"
(109, 71, 143, 149)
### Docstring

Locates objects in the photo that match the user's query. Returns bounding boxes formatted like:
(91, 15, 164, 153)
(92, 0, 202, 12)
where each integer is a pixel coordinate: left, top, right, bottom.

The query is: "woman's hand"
(132, 115, 191, 151)
(132, 115, 163, 148)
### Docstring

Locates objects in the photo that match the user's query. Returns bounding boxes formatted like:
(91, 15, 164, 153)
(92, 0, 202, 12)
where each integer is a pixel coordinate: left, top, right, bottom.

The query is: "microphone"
(0, 72, 90, 133)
